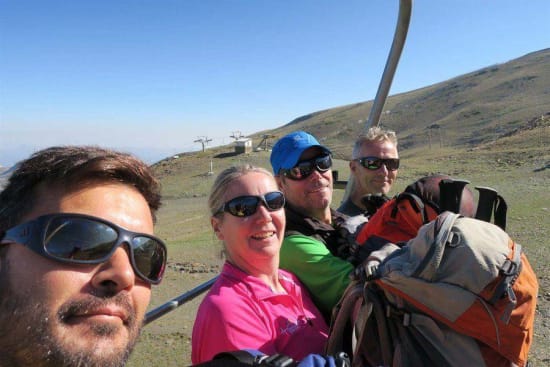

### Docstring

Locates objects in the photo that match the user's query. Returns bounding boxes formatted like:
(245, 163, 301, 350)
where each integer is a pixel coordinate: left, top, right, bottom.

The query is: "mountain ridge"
(137, 49, 550, 367)
(239, 48, 549, 160)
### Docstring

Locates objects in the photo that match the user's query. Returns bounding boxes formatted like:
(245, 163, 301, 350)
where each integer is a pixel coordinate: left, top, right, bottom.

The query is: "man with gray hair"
(338, 126, 399, 216)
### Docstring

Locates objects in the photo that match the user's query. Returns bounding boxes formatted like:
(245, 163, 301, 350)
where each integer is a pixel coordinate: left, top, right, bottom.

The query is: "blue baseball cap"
(270, 131, 331, 175)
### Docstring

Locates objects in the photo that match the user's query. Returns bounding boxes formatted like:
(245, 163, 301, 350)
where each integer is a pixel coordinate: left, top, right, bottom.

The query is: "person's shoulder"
(336, 199, 350, 213)
(283, 233, 325, 247)
(281, 234, 332, 263)
(202, 268, 255, 306)
(332, 207, 350, 219)
(199, 282, 255, 317)
(336, 200, 362, 217)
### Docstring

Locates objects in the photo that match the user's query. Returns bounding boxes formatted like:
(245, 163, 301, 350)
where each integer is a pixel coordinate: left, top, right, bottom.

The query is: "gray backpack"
(326, 212, 538, 367)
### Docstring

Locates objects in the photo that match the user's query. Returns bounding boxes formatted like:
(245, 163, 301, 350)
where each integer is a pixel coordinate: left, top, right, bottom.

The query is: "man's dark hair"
(0, 145, 161, 232)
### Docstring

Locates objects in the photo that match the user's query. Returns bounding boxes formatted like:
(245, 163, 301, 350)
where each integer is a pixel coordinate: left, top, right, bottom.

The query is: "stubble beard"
(311, 186, 332, 211)
(0, 260, 141, 367)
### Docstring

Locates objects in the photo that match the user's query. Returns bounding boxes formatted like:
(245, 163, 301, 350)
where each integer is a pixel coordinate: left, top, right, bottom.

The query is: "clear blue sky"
(1, 0, 549, 167)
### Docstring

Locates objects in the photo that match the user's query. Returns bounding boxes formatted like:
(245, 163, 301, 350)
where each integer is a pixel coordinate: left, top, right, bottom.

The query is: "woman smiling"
(191, 165, 328, 364)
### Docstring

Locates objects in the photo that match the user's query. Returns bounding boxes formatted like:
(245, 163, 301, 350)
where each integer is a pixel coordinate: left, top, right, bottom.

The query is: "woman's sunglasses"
(1, 213, 166, 284)
(356, 156, 400, 171)
(216, 191, 285, 218)
(280, 154, 333, 180)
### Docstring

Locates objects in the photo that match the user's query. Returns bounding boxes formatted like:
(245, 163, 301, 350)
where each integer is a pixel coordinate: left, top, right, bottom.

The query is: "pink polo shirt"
(191, 262, 329, 364)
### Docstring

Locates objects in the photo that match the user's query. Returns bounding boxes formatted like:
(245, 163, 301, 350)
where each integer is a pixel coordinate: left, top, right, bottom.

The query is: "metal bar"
(365, 0, 412, 130)
(144, 275, 219, 326)
(342, 0, 413, 202)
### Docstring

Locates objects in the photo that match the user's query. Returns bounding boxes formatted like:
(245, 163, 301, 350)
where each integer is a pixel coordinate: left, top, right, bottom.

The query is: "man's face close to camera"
(0, 182, 154, 367)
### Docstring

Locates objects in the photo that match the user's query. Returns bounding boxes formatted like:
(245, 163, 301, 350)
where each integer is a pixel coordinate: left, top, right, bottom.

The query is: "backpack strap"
(392, 192, 432, 224)
(363, 283, 396, 366)
(364, 283, 453, 367)
(326, 281, 365, 357)
(361, 194, 391, 216)
(488, 243, 522, 323)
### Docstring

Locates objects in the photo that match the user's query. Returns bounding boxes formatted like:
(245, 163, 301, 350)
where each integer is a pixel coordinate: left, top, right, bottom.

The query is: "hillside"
(133, 49, 550, 367)
(150, 48, 549, 190)
(0, 165, 10, 190)
(150, 49, 550, 172)
(242, 48, 549, 159)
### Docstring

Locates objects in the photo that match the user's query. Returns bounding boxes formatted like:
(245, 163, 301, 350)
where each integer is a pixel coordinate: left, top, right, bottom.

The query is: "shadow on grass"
(213, 151, 244, 158)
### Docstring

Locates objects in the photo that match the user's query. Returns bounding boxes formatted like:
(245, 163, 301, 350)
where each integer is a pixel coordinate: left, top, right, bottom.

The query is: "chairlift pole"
(342, 0, 412, 201)
(365, 0, 412, 130)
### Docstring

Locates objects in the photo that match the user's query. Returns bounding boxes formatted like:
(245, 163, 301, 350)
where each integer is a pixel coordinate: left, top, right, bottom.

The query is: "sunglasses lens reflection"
(360, 157, 399, 171)
(42, 216, 165, 283)
(45, 217, 117, 261)
(132, 236, 167, 281)
(224, 192, 285, 217)
(284, 155, 332, 180)
(227, 196, 259, 217)
(264, 191, 285, 210)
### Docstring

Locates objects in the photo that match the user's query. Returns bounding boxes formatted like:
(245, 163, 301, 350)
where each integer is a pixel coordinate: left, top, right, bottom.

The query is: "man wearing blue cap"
(270, 131, 360, 319)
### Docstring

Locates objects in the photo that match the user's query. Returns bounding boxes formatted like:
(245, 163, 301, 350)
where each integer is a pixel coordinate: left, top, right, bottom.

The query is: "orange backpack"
(355, 191, 439, 245)
(327, 176, 537, 366)
(327, 212, 538, 367)
(354, 175, 507, 256)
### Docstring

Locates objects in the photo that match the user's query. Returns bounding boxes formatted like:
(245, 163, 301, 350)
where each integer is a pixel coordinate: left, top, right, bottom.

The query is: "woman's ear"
(211, 216, 224, 240)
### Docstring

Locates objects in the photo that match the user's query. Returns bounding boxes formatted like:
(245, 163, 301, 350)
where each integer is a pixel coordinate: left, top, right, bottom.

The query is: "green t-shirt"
(279, 234, 354, 318)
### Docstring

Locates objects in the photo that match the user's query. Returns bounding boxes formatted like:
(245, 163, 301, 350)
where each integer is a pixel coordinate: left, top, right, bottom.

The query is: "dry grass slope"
(127, 50, 550, 366)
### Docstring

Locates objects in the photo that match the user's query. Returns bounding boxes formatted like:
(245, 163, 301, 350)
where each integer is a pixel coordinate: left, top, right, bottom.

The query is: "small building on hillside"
(235, 138, 253, 154)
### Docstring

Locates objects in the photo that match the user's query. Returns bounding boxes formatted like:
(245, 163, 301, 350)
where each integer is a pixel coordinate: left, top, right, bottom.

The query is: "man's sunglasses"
(216, 191, 285, 218)
(280, 154, 333, 180)
(1, 213, 166, 284)
(356, 156, 400, 171)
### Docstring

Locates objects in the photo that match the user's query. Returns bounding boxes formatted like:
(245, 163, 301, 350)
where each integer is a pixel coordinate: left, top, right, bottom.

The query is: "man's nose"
(91, 246, 136, 293)
(377, 164, 389, 174)
(309, 167, 327, 180)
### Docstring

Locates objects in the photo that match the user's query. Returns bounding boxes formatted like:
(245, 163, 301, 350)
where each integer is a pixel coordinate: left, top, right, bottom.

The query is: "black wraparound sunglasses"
(216, 191, 285, 218)
(355, 156, 400, 171)
(1, 213, 166, 284)
(280, 154, 333, 180)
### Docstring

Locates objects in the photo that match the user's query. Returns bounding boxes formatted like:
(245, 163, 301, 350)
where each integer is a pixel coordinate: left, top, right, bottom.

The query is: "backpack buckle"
(500, 258, 518, 277)
(254, 354, 295, 367)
